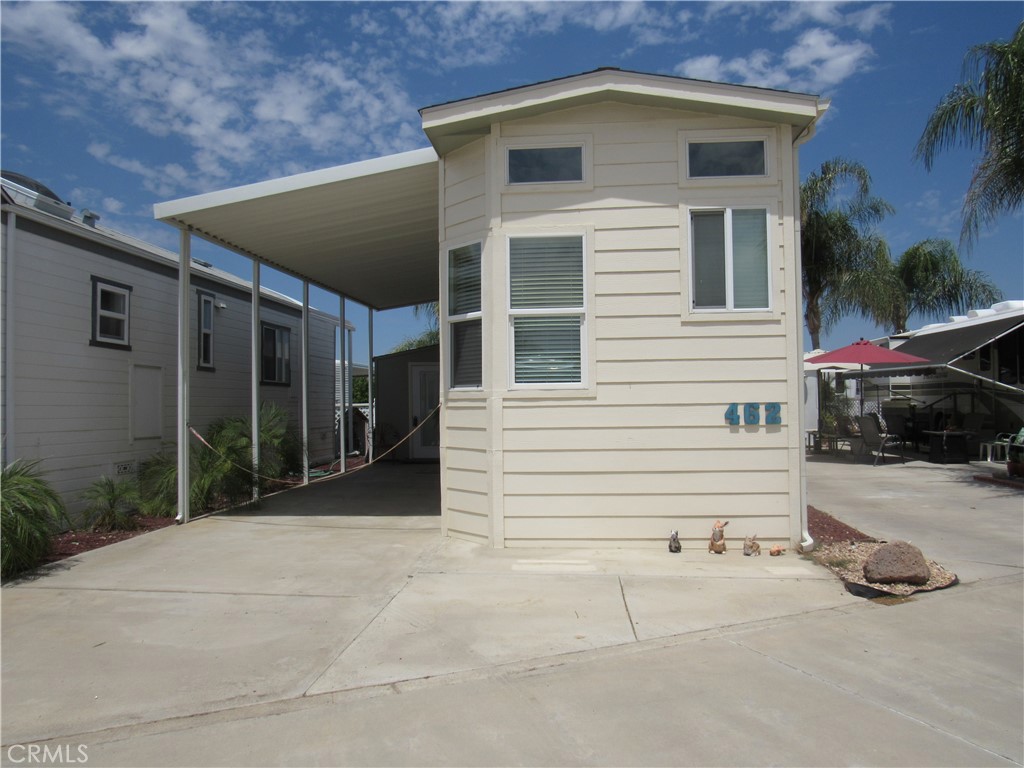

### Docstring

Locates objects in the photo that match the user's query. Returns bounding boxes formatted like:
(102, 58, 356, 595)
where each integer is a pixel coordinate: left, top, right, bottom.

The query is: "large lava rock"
(863, 541, 931, 585)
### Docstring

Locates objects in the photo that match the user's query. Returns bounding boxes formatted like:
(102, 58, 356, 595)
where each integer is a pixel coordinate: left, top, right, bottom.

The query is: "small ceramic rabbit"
(743, 535, 761, 556)
(709, 520, 728, 554)
(668, 530, 681, 553)
(769, 544, 786, 556)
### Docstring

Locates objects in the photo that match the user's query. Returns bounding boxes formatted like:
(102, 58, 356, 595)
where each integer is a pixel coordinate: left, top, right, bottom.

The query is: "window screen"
(688, 140, 766, 178)
(508, 146, 584, 184)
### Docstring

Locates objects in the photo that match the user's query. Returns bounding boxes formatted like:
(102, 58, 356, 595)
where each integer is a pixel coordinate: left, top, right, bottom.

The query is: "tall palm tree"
(879, 239, 1003, 333)
(916, 22, 1024, 248)
(800, 158, 894, 350)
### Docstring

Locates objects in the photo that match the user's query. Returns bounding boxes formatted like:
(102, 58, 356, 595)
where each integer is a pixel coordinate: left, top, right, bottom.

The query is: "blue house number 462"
(725, 403, 782, 426)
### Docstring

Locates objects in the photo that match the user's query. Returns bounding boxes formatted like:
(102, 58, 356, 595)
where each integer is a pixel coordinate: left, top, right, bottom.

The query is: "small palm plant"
(1, 459, 68, 579)
(81, 476, 141, 532)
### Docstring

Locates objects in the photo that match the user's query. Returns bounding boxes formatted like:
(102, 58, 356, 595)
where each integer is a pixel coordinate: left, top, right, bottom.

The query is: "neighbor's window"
(261, 322, 291, 384)
(198, 292, 215, 369)
(690, 208, 770, 311)
(688, 140, 766, 178)
(509, 235, 585, 385)
(507, 146, 584, 185)
(448, 242, 482, 389)
(91, 277, 132, 348)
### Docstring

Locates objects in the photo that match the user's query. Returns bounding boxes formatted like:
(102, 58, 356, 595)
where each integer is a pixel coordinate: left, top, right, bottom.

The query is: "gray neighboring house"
(1, 174, 346, 519)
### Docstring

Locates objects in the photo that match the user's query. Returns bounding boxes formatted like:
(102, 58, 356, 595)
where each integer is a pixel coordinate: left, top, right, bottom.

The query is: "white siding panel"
(504, 470, 788, 496)
(503, 447, 787, 474)
(503, 426, 789, 451)
(446, 446, 489, 472)
(503, 515, 790, 545)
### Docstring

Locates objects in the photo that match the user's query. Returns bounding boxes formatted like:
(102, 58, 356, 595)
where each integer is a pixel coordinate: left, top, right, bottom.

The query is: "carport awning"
(153, 148, 440, 311)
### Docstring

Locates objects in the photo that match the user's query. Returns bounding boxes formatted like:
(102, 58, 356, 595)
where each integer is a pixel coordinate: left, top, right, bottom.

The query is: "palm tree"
(800, 158, 894, 350)
(390, 302, 439, 353)
(916, 22, 1024, 248)
(876, 239, 1003, 333)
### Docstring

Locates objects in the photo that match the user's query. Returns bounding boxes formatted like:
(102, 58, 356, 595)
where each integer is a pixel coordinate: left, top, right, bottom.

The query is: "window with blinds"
(448, 242, 482, 388)
(508, 236, 585, 385)
(691, 208, 769, 311)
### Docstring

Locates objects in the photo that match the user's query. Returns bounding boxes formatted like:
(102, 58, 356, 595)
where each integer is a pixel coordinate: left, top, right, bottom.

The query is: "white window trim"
(91, 276, 132, 348)
(446, 240, 484, 391)
(505, 230, 593, 392)
(198, 292, 215, 370)
(679, 128, 776, 187)
(499, 134, 594, 193)
(684, 203, 776, 317)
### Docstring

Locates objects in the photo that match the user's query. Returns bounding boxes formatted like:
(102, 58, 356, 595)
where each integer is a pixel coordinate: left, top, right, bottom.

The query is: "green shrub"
(138, 402, 301, 516)
(81, 476, 141, 532)
(1, 459, 68, 579)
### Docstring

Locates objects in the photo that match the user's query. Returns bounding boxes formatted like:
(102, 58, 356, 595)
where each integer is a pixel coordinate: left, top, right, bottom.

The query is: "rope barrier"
(187, 401, 443, 488)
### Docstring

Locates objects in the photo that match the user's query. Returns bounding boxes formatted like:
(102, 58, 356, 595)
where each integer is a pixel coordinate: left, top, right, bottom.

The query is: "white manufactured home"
(156, 69, 828, 550)
(1, 175, 347, 518)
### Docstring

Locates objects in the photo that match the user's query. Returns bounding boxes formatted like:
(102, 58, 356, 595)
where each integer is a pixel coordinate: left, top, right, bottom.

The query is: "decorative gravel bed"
(806, 505, 958, 597)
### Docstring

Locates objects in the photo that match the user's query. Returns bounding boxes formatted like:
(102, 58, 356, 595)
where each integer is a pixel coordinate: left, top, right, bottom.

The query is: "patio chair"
(855, 415, 905, 466)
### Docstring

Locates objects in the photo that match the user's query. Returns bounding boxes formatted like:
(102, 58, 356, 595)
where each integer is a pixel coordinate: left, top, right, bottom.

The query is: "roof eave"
(421, 69, 822, 154)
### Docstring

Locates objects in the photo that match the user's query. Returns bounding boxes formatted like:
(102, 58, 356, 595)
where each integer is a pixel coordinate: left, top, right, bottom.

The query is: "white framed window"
(261, 322, 291, 385)
(679, 129, 775, 186)
(447, 242, 483, 389)
(508, 235, 586, 387)
(687, 140, 766, 178)
(198, 292, 215, 370)
(501, 135, 593, 192)
(91, 276, 131, 349)
(508, 146, 583, 184)
(689, 207, 771, 312)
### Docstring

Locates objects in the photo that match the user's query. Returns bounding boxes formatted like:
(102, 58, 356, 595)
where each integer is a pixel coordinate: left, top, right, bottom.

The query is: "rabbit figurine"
(743, 535, 761, 556)
(709, 520, 728, 554)
(668, 530, 681, 553)
(769, 544, 786, 556)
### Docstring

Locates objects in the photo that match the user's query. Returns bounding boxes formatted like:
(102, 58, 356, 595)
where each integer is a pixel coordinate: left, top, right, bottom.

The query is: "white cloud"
(675, 25, 875, 94)
(3, 2, 424, 196)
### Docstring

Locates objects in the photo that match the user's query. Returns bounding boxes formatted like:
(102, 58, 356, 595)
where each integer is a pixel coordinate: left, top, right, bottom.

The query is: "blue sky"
(2, 1, 1021, 362)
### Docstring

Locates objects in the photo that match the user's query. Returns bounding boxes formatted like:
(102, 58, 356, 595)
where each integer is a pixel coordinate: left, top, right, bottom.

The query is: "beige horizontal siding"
(438, 101, 800, 548)
(503, 447, 787, 474)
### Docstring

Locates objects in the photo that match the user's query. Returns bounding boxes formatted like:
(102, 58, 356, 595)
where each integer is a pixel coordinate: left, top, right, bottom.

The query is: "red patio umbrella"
(805, 338, 930, 416)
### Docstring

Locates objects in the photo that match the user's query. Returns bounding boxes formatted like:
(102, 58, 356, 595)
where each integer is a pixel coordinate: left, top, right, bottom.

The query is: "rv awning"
(867, 314, 1023, 377)
(153, 148, 440, 311)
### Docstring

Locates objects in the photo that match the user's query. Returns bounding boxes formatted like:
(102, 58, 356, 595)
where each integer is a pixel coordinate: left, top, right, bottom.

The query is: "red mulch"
(42, 516, 178, 565)
(807, 505, 875, 545)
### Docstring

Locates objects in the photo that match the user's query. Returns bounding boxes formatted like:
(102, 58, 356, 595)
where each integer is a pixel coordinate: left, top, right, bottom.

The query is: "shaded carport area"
(152, 147, 443, 524)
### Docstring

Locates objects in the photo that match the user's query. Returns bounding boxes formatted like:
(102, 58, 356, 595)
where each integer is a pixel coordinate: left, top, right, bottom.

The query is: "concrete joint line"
(302, 576, 414, 696)
(727, 637, 1018, 765)
(618, 576, 639, 642)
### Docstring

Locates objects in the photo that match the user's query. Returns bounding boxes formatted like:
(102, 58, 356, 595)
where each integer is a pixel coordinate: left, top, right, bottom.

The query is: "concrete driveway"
(2, 459, 1021, 766)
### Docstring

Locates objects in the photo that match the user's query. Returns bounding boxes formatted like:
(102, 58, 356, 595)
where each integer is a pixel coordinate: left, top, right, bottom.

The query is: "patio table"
(923, 430, 973, 464)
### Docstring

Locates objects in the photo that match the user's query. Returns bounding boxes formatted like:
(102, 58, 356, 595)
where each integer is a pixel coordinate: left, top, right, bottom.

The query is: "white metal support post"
(339, 295, 347, 472)
(3, 210, 17, 466)
(250, 259, 261, 503)
(176, 229, 191, 524)
(301, 281, 310, 485)
(346, 327, 354, 458)
(367, 308, 375, 462)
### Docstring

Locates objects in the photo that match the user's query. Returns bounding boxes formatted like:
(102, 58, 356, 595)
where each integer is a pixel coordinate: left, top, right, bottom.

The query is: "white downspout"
(794, 114, 823, 553)
(250, 259, 261, 503)
(301, 281, 310, 485)
(3, 209, 16, 465)
(176, 229, 191, 524)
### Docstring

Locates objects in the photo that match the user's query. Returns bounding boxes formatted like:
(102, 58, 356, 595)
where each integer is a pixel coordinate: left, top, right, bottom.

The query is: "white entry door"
(409, 363, 440, 460)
